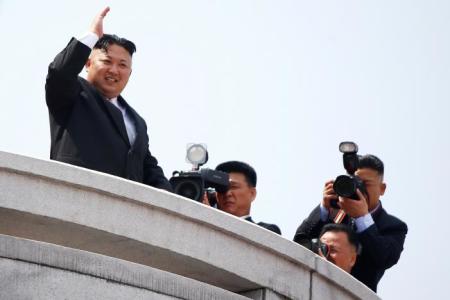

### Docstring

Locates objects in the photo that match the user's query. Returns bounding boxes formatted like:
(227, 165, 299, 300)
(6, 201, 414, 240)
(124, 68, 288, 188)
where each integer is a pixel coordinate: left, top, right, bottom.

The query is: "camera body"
(169, 143, 229, 205)
(331, 142, 367, 208)
(170, 168, 229, 204)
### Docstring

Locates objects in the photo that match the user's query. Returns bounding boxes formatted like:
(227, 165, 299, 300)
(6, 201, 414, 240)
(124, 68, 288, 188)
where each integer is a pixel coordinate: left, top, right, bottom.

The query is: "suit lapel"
(118, 97, 143, 150)
(80, 79, 131, 147)
(102, 100, 130, 147)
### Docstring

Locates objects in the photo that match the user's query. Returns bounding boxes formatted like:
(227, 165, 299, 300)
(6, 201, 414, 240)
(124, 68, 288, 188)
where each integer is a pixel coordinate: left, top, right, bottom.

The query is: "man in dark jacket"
(215, 161, 281, 235)
(293, 154, 407, 292)
(45, 7, 171, 191)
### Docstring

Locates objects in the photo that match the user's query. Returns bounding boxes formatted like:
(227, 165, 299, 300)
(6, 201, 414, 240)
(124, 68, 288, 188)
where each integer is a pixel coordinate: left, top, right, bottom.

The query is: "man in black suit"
(293, 154, 407, 292)
(214, 161, 281, 235)
(45, 7, 171, 191)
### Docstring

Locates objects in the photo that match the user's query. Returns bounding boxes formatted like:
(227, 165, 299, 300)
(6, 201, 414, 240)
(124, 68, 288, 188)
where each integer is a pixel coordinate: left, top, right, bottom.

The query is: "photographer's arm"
(294, 180, 340, 245)
(357, 220, 407, 269)
(294, 205, 327, 246)
(344, 190, 407, 269)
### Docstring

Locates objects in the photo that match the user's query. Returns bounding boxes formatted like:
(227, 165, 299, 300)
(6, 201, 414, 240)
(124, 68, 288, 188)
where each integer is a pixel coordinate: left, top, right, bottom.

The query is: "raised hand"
(89, 7, 110, 37)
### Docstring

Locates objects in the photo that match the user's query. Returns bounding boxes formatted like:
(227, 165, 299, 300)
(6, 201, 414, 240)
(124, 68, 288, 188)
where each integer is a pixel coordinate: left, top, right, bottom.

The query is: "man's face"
(354, 168, 386, 211)
(216, 172, 256, 217)
(320, 231, 357, 273)
(86, 44, 132, 99)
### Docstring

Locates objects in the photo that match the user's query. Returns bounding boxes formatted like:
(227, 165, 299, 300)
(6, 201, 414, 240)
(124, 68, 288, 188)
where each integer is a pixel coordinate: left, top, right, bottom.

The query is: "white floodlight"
(186, 143, 208, 169)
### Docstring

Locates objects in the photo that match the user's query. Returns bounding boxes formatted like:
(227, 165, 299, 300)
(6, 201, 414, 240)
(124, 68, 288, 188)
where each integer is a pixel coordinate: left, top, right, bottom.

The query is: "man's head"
(355, 154, 386, 211)
(215, 161, 257, 217)
(319, 224, 358, 273)
(86, 34, 136, 99)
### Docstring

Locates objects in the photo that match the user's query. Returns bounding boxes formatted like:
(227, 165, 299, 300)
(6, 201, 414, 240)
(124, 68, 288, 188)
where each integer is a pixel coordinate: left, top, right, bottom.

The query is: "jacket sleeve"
(266, 224, 282, 235)
(45, 38, 91, 113)
(143, 148, 173, 192)
(358, 217, 408, 270)
(257, 222, 282, 235)
(293, 205, 328, 247)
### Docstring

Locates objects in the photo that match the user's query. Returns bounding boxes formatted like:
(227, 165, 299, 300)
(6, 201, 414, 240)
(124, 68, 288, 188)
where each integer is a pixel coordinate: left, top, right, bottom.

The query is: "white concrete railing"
(0, 234, 248, 300)
(0, 151, 379, 300)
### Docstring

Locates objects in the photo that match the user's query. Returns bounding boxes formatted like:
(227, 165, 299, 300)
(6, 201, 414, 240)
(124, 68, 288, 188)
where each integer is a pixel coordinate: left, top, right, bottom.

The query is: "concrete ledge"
(0, 234, 247, 300)
(0, 151, 380, 300)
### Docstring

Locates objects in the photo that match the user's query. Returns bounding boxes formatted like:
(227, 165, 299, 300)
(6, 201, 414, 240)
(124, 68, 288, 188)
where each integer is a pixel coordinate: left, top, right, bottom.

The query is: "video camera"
(331, 141, 367, 208)
(169, 144, 229, 205)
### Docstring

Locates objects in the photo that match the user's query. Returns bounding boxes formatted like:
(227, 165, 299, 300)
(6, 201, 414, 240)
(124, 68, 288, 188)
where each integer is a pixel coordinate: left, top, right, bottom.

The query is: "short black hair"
(94, 34, 136, 57)
(359, 154, 384, 176)
(215, 161, 257, 187)
(319, 223, 359, 251)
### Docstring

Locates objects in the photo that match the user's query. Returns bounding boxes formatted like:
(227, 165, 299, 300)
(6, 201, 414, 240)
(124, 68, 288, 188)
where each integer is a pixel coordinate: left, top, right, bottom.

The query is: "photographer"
(293, 154, 407, 292)
(214, 161, 281, 235)
(318, 223, 358, 274)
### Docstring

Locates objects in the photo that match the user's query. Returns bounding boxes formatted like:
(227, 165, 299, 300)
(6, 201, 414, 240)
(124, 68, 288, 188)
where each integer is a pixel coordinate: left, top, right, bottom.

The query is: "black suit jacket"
(45, 38, 172, 191)
(245, 216, 282, 235)
(293, 203, 407, 292)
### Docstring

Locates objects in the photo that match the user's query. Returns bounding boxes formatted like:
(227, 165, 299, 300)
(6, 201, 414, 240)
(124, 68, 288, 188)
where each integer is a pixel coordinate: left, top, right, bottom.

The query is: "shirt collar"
(370, 201, 382, 216)
(109, 97, 119, 105)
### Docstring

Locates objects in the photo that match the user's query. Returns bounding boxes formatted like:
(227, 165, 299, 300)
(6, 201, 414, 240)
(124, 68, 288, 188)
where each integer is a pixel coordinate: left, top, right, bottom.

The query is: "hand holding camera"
(338, 189, 369, 218)
(322, 179, 338, 210)
(325, 142, 370, 221)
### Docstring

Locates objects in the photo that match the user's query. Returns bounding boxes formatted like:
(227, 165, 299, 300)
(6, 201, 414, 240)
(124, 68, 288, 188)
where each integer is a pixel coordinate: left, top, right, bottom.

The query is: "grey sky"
(1, 1, 449, 299)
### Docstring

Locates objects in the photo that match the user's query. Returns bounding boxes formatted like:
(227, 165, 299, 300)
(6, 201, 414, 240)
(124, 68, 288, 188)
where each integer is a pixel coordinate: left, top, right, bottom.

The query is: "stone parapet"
(0, 151, 379, 300)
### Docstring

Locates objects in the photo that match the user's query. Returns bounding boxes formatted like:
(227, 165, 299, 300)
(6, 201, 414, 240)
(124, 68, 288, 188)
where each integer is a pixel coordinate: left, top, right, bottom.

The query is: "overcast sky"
(1, 1, 449, 299)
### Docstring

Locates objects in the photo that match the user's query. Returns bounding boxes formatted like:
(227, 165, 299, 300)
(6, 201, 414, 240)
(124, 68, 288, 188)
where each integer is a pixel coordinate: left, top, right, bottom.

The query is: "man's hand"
(90, 7, 110, 37)
(202, 192, 211, 206)
(322, 180, 338, 209)
(338, 189, 369, 218)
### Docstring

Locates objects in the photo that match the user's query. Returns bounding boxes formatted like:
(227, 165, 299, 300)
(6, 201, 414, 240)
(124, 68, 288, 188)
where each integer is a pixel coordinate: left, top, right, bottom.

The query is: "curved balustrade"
(0, 151, 379, 300)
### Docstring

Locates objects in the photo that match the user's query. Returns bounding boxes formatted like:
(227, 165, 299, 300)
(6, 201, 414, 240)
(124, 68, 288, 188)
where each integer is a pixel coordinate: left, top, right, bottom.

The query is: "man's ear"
(380, 182, 386, 196)
(85, 57, 92, 72)
(250, 187, 257, 202)
(350, 252, 357, 269)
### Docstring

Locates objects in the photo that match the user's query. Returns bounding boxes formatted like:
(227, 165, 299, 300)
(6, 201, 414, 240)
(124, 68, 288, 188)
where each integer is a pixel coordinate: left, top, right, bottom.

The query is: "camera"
(169, 143, 229, 205)
(299, 238, 330, 258)
(331, 141, 367, 208)
(170, 168, 229, 204)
